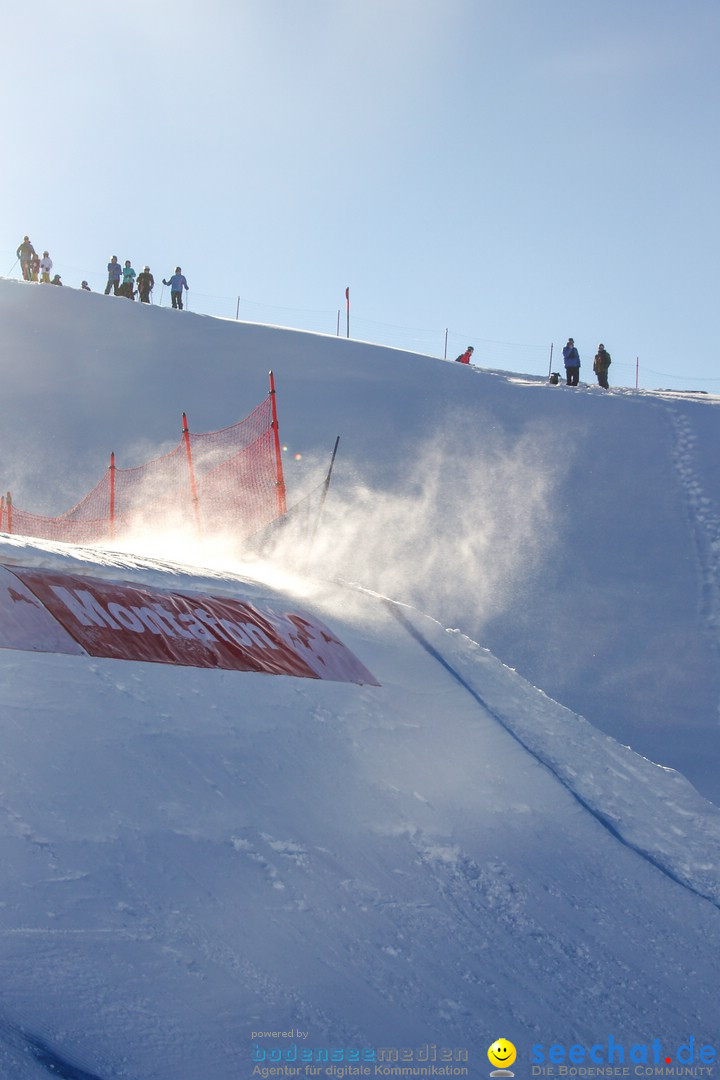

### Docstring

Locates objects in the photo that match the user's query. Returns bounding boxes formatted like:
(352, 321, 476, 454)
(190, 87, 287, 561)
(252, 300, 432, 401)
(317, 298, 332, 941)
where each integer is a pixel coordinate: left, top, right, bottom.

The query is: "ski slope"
(1, 278, 720, 1077)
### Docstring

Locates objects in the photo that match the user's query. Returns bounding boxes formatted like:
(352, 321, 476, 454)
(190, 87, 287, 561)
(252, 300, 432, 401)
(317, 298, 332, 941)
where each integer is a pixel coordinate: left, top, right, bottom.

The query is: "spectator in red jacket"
(455, 346, 474, 365)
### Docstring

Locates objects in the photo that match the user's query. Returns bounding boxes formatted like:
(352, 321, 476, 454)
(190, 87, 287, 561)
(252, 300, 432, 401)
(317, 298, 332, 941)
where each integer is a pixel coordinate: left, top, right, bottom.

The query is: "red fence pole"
(0, 495, 4, 532)
(269, 371, 287, 517)
(109, 451, 116, 540)
(6, 492, 12, 535)
(182, 412, 202, 532)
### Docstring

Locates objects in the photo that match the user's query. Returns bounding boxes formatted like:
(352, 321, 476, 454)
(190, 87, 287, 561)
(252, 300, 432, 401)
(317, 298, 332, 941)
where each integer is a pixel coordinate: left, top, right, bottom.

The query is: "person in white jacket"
(39, 251, 53, 284)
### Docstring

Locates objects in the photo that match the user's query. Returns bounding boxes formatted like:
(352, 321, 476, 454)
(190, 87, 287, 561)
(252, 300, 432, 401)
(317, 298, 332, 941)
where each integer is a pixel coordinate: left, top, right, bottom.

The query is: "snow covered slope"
(1, 536, 720, 1078)
(2, 277, 720, 802)
(2, 279, 720, 1077)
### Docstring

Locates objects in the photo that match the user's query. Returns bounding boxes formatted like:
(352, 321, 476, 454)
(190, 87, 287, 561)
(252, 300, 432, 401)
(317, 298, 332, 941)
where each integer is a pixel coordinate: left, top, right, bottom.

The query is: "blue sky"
(2, 0, 718, 388)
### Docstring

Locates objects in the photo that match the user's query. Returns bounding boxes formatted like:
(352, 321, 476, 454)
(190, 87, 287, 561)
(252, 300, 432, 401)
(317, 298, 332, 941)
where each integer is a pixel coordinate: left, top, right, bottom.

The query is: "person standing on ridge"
(39, 251, 53, 283)
(29, 251, 40, 281)
(137, 266, 154, 304)
(455, 346, 474, 364)
(120, 260, 136, 299)
(162, 266, 189, 309)
(593, 343, 612, 389)
(104, 256, 122, 295)
(562, 337, 580, 386)
(16, 236, 36, 280)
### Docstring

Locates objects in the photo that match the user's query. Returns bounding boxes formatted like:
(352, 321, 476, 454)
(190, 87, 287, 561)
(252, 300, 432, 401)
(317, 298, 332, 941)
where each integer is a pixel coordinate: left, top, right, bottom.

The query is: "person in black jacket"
(16, 236, 36, 280)
(137, 266, 154, 304)
(593, 344, 612, 389)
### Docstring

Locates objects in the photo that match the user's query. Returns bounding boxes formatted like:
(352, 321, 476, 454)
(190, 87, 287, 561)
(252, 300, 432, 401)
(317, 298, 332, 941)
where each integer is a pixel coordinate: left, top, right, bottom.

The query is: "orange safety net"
(1, 392, 284, 545)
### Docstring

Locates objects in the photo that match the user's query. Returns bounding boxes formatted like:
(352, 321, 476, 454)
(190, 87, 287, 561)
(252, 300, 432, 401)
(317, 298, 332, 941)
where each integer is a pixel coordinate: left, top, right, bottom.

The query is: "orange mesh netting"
(1, 388, 285, 545)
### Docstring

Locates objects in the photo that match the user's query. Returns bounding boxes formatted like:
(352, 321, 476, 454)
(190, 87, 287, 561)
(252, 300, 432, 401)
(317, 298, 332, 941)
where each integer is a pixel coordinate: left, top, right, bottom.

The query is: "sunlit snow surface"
(2, 280, 720, 1077)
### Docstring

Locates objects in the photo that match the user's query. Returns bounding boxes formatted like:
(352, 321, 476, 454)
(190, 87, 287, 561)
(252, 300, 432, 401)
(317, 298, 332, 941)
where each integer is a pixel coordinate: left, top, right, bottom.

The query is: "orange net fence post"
(182, 412, 202, 533)
(109, 452, 116, 541)
(269, 370, 287, 517)
(184, 395, 278, 538)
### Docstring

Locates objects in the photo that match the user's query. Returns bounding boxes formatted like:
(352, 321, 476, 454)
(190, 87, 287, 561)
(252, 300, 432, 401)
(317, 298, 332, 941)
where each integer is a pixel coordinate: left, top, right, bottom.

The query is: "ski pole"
(6, 258, 19, 276)
(306, 436, 340, 564)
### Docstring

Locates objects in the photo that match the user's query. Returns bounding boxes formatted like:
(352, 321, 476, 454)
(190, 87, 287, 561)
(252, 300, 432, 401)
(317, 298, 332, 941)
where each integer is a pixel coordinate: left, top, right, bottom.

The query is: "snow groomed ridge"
(387, 597, 720, 912)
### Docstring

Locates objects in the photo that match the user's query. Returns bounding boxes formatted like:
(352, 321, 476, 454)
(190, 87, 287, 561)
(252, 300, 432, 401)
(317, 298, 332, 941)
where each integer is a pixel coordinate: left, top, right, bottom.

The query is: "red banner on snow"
(6, 568, 379, 686)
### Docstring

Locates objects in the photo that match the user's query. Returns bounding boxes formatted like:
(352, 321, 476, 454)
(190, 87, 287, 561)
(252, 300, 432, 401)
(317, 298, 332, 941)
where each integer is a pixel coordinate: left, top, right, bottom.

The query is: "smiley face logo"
(488, 1039, 517, 1070)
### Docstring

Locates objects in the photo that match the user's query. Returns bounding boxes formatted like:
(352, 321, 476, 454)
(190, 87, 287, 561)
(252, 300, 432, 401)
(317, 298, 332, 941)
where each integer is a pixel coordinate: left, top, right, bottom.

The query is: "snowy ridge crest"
(415, 611, 720, 907)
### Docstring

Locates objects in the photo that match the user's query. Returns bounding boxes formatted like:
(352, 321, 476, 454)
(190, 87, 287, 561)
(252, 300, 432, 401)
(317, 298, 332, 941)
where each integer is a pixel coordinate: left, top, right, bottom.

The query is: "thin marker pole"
(307, 436, 340, 559)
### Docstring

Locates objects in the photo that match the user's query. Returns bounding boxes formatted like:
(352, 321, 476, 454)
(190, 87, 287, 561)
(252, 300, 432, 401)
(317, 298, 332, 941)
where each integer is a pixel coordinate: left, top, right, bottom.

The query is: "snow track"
(0, 1015, 107, 1079)
(667, 404, 720, 659)
(21, 1030, 106, 1079)
(387, 598, 720, 912)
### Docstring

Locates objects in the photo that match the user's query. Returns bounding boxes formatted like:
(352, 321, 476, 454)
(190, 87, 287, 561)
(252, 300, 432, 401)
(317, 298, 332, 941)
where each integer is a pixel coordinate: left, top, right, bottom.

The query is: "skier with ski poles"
(136, 266, 154, 304)
(39, 251, 53, 283)
(120, 260, 136, 299)
(162, 267, 189, 309)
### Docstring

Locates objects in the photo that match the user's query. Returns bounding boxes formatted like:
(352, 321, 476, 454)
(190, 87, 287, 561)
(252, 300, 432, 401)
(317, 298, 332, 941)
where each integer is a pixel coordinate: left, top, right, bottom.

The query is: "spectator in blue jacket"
(562, 337, 580, 386)
(105, 256, 122, 295)
(162, 267, 189, 309)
